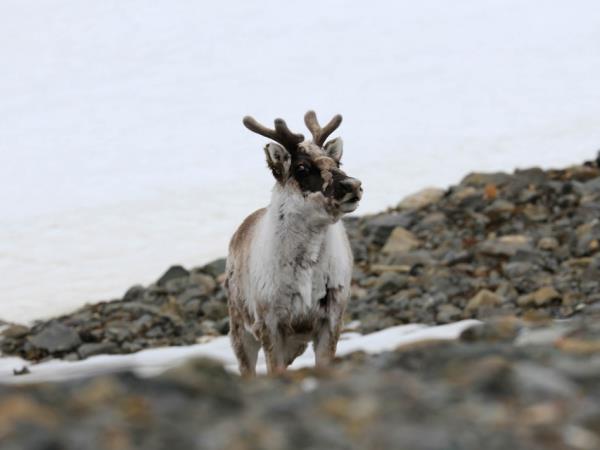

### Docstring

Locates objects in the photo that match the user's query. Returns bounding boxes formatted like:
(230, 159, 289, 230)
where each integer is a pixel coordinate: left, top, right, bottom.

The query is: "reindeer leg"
(230, 320, 260, 377)
(259, 322, 287, 375)
(313, 290, 345, 368)
(228, 303, 260, 377)
(313, 323, 341, 368)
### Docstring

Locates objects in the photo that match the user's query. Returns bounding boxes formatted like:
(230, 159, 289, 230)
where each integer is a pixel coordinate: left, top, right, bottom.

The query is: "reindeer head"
(243, 111, 363, 217)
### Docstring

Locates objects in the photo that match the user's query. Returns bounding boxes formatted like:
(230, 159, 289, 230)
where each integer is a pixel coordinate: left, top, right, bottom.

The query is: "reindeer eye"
(296, 164, 309, 177)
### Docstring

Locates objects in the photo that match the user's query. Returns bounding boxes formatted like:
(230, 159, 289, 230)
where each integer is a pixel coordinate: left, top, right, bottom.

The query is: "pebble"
(465, 289, 503, 314)
(381, 227, 420, 254)
(397, 187, 445, 210)
(518, 286, 561, 307)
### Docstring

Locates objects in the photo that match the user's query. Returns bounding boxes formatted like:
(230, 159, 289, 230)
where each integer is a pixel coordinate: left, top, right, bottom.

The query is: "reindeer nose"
(340, 177, 363, 199)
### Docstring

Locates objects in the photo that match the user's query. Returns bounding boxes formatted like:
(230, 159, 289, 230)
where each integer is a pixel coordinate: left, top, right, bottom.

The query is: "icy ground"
(1, 0, 600, 323)
(0, 320, 479, 384)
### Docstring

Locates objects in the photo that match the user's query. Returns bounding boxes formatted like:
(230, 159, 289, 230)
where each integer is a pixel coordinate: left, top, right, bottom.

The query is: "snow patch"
(0, 320, 480, 384)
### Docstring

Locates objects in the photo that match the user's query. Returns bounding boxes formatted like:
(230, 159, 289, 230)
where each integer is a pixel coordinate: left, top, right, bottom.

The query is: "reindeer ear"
(324, 137, 343, 163)
(264, 143, 291, 181)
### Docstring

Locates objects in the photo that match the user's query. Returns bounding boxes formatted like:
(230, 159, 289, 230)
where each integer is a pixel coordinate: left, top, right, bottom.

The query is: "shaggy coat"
(225, 113, 362, 375)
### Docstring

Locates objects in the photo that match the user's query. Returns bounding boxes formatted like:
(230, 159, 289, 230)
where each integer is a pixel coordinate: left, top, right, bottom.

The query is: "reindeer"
(225, 111, 362, 376)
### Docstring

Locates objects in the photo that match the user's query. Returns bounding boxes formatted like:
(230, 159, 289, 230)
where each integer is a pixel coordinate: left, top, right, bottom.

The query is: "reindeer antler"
(304, 110, 343, 146)
(243, 116, 304, 152)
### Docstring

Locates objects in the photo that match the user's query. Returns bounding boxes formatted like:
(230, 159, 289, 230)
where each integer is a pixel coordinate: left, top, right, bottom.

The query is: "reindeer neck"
(266, 185, 331, 267)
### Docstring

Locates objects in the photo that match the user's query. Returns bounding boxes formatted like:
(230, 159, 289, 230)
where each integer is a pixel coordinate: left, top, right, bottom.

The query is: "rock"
(397, 187, 445, 210)
(465, 289, 503, 314)
(515, 322, 574, 346)
(198, 320, 220, 336)
(451, 355, 513, 393)
(449, 186, 479, 204)
(189, 272, 217, 294)
(518, 286, 561, 307)
(537, 237, 559, 251)
(575, 222, 600, 256)
(369, 264, 412, 274)
(420, 211, 447, 228)
(27, 322, 81, 353)
(177, 286, 205, 304)
(522, 204, 549, 222)
(182, 299, 202, 316)
(157, 265, 190, 286)
(105, 323, 133, 342)
(436, 304, 462, 323)
(485, 199, 515, 215)
(78, 342, 119, 359)
(164, 276, 189, 294)
(198, 258, 227, 278)
(130, 314, 154, 335)
(123, 284, 145, 301)
(375, 272, 409, 295)
(502, 261, 536, 278)
(461, 171, 514, 187)
(460, 317, 521, 342)
(382, 227, 420, 254)
(216, 317, 230, 335)
(1, 324, 29, 339)
(479, 235, 532, 257)
(200, 298, 229, 321)
(362, 212, 415, 246)
(513, 362, 578, 400)
(384, 250, 434, 268)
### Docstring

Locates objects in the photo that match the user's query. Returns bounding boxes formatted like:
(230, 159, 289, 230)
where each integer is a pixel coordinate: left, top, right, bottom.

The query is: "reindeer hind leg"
(230, 319, 260, 377)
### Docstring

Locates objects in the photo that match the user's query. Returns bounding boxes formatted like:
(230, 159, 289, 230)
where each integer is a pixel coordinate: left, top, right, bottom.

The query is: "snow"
(0, 320, 480, 384)
(1, 1, 600, 322)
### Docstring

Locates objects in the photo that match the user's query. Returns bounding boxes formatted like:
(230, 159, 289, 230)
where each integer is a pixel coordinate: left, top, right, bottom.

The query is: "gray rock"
(28, 321, 81, 353)
(375, 272, 409, 295)
(503, 261, 536, 278)
(164, 276, 189, 294)
(157, 265, 190, 286)
(460, 171, 514, 187)
(78, 342, 119, 358)
(198, 258, 227, 278)
(485, 199, 515, 215)
(1, 324, 29, 339)
(517, 286, 561, 307)
(182, 298, 202, 315)
(465, 290, 503, 314)
(479, 235, 533, 257)
(436, 304, 462, 323)
(189, 272, 217, 294)
(381, 227, 420, 254)
(537, 236, 559, 251)
(201, 298, 229, 321)
(513, 362, 578, 400)
(397, 187, 445, 210)
(362, 212, 415, 246)
(105, 323, 133, 342)
(123, 284, 145, 301)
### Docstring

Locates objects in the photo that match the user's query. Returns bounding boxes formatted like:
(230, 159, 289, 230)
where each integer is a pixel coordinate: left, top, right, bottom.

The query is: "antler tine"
(274, 118, 305, 148)
(243, 115, 304, 151)
(243, 116, 278, 141)
(304, 110, 343, 146)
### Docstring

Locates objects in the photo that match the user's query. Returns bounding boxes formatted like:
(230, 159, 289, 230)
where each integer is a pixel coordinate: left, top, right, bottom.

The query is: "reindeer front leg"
(258, 319, 287, 375)
(313, 289, 345, 368)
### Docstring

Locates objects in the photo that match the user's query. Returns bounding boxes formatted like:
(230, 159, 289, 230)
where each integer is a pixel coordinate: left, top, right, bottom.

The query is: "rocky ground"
(2, 313, 600, 450)
(2, 157, 600, 361)
(1, 157, 600, 449)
